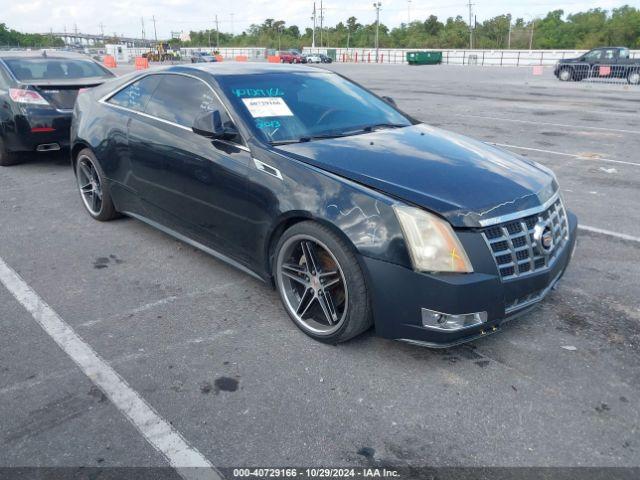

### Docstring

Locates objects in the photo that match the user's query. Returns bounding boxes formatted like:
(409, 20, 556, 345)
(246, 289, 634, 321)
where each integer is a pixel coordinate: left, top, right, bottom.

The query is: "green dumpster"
(326, 48, 337, 61)
(407, 51, 442, 65)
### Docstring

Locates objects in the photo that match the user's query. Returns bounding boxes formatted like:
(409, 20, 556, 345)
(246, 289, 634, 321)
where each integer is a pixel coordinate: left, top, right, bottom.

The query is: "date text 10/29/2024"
(232, 468, 401, 478)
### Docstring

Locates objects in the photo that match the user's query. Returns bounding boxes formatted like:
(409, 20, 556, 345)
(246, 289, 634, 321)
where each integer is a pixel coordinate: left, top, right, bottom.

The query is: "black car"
(0, 50, 115, 166)
(554, 47, 640, 84)
(71, 63, 577, 347)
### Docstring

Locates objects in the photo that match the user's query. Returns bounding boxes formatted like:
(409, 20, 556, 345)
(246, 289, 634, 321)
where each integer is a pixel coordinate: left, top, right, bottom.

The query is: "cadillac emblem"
(533, 220, 554, 255)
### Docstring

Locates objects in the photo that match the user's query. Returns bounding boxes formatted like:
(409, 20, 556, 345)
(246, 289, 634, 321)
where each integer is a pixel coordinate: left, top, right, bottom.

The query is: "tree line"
(2, 5, 639, 50)
(175, 6, 639, 50)
(0, 23, 64, 48)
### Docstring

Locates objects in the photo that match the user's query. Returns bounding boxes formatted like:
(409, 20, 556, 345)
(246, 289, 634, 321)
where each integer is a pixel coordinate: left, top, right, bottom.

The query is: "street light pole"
(373, 2, 381, 63)
(311, 2, 316, 48)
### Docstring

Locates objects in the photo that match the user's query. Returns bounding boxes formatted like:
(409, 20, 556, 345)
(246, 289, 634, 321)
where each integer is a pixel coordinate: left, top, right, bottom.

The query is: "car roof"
(178, 62, 331, 76)
(0, 49, 92, 60)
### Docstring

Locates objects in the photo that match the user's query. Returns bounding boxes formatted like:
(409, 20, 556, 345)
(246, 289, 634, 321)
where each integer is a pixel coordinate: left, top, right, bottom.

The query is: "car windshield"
(219, 72, 412, 144)
(4, 58, 109, 81)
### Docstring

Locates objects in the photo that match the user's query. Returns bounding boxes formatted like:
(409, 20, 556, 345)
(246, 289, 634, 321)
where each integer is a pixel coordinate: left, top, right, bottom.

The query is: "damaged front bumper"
(361, 211, 578, 348)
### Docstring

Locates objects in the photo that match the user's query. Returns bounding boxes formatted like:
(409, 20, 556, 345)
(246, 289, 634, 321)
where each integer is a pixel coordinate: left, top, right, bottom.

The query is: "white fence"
(303, 47, 640, 67)
(180, 47, 267, 60)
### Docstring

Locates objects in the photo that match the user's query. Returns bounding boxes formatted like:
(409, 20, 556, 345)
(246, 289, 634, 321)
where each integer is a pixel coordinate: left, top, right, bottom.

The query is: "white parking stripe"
(0, 257, 221, 480)
(456, 113, 640, 135)
(579, 225, 640, 243)
(489, 142, 640, 168)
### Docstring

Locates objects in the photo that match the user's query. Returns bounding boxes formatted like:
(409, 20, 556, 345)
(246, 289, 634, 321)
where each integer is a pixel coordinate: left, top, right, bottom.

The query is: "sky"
(1, 0, 637, 39)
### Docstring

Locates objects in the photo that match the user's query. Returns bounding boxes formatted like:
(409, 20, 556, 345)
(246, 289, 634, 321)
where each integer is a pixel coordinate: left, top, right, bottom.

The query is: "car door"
(101, 74, 162, 202)
(128, 73, 253, 263)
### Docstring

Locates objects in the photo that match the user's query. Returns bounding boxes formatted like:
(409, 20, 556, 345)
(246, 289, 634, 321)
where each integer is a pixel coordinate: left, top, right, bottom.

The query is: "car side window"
(108, 75, 161, 112)
(584, 50, 602, 61)
(604, 49, 616, 61)
(144, 74, 226, 129)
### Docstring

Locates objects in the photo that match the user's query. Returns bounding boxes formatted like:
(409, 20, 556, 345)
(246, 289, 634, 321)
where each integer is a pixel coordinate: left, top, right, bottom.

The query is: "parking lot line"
(456, 113, 640, 135)
(578, 225, 640, 243)
(489, 142, 640, 168)
(0, 256, 221, 480)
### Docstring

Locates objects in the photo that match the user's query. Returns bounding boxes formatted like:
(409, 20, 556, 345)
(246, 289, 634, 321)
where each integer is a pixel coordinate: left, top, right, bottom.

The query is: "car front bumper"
(361, 211, 578, 347)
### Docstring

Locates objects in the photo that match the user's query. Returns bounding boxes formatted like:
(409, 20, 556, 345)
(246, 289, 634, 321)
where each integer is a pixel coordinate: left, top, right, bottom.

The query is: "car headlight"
(393, 205, 473, 273)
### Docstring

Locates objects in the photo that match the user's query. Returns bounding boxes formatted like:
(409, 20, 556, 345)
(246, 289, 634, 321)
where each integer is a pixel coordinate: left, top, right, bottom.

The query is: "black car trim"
(123, 210, 265, 283)
(98, 71, 249, 150)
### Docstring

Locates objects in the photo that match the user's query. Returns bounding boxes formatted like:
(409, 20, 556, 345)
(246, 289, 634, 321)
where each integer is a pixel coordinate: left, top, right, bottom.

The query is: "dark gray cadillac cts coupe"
(71, 63, 577, 347)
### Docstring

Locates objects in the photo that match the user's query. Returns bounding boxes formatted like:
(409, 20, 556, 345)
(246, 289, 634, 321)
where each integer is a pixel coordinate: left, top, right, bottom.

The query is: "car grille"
(481, 196, 569, 280)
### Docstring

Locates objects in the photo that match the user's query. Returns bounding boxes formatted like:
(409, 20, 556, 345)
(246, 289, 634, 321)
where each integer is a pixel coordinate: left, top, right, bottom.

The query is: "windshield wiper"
(269, 124, 408, 146)
(270, 132, 353, 146)
(361, 123, 408, 132)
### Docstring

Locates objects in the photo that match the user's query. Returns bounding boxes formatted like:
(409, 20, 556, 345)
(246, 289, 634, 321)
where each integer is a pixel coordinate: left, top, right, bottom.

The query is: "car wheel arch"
(264, 213, 364, 284)
(71, 142, 92, 173)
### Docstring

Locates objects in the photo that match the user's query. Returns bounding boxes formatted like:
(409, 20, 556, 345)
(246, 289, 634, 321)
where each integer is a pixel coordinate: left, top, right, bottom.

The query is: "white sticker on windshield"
(242, 97, 293, 118)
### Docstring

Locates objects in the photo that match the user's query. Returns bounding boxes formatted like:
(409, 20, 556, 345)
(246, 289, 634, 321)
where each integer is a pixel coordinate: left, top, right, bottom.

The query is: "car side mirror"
(192, 110, 238, 141)
(382, 96, 397, 106)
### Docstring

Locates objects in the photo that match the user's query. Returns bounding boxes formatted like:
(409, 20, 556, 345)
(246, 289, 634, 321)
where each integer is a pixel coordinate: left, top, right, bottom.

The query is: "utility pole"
(141, 18, 145, 41)
(215, 15, 220, 48)
(319, 0, 324, 47)
(507, 21, 511, 49)
(407, 0, 411, 24)
(311, 2, 316, 48)
(373, 2, 381, 63)
(152, 15, 158, 43)
(467, 1, 474, 49)
(529, 20, 535, 50)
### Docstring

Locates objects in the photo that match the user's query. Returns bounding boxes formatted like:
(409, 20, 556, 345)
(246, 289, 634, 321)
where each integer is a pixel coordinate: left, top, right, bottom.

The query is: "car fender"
(251, 147, 413, 278)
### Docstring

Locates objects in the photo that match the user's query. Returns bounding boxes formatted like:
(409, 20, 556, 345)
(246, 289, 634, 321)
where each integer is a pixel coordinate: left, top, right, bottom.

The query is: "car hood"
(274, 124, 558, 227)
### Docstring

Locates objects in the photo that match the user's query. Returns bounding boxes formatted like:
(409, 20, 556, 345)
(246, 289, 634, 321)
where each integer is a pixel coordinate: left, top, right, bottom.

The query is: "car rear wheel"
(274, 221, 372, 343)
(75, 148, 119, 221)
(0, 137, 20, 166)
(558, 68, 573, 82)
(628, 70, 640, 85)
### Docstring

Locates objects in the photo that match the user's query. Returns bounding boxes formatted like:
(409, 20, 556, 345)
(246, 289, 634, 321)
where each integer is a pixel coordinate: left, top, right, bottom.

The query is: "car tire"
(75, 148, 119, 221)
(558, 68, 573, 82)
(628, 70, 640, 85)
(0, 136, 21, 166)
(274, 221, 372, 344)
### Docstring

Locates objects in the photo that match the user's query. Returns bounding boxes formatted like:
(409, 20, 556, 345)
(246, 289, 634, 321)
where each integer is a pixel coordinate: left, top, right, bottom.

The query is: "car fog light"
(421, 308, 487, 331)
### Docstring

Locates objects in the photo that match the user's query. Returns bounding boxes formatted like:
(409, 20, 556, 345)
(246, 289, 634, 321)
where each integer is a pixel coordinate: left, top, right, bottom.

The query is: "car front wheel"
(75, 149, 119, 221)
(628, 70, 640, 85)
(274, 221, 372, 343)
(558, 68, 573, 81)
